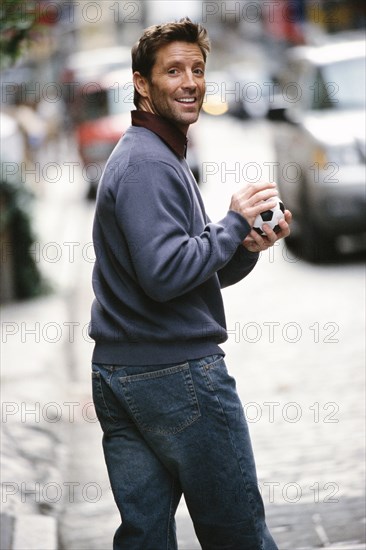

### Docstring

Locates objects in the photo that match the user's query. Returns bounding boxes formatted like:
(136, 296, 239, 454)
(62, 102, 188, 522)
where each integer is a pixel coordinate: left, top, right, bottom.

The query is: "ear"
(133, 71, 150, 99)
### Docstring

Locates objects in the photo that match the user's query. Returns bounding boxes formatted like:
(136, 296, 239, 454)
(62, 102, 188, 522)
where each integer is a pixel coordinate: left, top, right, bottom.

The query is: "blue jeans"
(91, 355, 278, 550)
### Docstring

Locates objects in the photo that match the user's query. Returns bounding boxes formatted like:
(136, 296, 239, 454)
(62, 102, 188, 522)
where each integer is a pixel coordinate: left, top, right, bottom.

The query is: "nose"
(182, 69, 197, 90)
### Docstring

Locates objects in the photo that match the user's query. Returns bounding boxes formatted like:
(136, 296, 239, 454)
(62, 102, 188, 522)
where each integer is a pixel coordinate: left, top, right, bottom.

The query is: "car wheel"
(299, 218, 337, 262)
(297, 188, 337, 262)
(86, 179, 98, 201)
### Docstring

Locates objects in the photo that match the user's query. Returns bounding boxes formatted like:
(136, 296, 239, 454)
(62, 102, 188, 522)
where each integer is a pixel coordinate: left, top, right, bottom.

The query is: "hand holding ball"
(253, 198, 285, 235)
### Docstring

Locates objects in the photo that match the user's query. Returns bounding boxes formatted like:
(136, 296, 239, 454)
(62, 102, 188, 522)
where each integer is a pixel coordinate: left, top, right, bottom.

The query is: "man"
(90, 18, 291, 550)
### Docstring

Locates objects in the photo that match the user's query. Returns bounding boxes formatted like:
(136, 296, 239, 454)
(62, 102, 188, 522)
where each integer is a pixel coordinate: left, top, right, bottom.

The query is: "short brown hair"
(131, 17, 210, 107)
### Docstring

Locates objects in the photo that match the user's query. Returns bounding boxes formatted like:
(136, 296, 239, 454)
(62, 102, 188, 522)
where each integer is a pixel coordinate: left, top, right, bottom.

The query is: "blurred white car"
(226, 62, 274, 119)
(203, 65, 272, 119)
(269, 36, 366, 261)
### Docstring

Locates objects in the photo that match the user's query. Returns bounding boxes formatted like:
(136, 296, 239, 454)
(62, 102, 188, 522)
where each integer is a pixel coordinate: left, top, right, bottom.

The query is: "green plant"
(0, 178, 50, 299)
(0, 0, 38, 69)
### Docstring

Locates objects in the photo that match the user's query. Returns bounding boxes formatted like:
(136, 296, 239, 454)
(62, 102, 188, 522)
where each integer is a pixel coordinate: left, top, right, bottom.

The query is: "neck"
(138, 97, 155, 115)
(137, 102, 189, 136)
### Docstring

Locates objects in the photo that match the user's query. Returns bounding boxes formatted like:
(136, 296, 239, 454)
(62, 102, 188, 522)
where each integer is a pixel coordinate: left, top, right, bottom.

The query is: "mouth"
(175, 97, 197, 104)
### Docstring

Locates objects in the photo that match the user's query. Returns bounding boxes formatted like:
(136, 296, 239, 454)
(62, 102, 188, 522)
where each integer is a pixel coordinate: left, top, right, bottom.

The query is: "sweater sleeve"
(218, 246, 259, 288)
(115, 159, 252, 302)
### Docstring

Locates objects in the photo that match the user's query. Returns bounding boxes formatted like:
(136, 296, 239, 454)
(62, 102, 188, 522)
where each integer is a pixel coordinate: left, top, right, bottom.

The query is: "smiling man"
(133, 40, 206, 131)
(90, 18, 289, 550)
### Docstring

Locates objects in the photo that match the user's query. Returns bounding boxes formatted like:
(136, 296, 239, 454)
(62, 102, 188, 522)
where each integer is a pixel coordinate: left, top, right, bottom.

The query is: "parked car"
(268, 37, 366, 261)
(203, 64, 273, 120)
(226, 62, 274, 119)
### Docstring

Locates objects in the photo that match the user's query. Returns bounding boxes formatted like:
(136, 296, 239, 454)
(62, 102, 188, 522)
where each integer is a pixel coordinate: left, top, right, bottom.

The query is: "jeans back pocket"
(118, 363, 201, 435)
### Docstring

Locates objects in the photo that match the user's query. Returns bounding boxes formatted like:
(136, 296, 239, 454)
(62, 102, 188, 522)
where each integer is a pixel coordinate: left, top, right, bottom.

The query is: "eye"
(168, 68, 178, 75)
(193, 67, 205, 76)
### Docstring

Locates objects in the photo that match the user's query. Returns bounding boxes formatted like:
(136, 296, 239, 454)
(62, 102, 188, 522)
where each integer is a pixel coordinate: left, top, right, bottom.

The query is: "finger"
(284, 209, 293, 224)
(243, 196, 278, 224)
(248, 229, 264, 243)
(262, 210, 292, 242)
(274, 219, 291, 239)
(277, 226, 291, 239)
(248, 229, 269, 249)
(250, 188, 278, 207)
(261, 224, 278, 244)
(246, 181, 277, 196)
(237, 181, 277, 201)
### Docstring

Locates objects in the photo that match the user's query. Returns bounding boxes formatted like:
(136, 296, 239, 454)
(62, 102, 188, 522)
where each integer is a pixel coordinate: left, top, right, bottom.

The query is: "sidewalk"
(2, 276, 365, 550)
(1, 294, 70, 550)
(0, 130, 87, 549)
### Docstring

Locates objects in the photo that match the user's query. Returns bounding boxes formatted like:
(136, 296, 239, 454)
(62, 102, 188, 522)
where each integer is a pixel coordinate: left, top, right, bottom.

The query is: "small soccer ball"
(253, 198, 285, 235)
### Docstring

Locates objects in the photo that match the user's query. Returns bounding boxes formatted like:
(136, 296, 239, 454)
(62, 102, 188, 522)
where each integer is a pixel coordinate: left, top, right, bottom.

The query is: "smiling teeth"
(177, 98, 195, 103)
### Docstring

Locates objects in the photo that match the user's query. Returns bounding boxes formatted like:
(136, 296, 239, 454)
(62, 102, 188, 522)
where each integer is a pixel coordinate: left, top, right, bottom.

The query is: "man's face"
(135, 41, 206, 134)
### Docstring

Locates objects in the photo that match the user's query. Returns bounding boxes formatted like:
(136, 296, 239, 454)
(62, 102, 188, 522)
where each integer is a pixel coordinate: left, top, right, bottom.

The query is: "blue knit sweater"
(89, 124, 259, 365)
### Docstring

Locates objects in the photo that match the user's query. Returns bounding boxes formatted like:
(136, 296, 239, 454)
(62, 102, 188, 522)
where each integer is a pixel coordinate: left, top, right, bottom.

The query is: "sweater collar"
(131, 110, 187, 159)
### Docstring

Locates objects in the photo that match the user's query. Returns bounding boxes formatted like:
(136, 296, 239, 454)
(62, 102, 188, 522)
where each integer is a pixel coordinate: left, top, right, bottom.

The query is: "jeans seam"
(92, 370, 117, 424)
(220, 396, 262, 543)
(203, 370, 262, 543)
(118, 362, 189, 383)
(199, 355, 223, 372)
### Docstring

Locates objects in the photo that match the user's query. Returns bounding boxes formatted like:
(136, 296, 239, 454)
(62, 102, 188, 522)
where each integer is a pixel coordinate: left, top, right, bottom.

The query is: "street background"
(1, 1, 365, 549)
